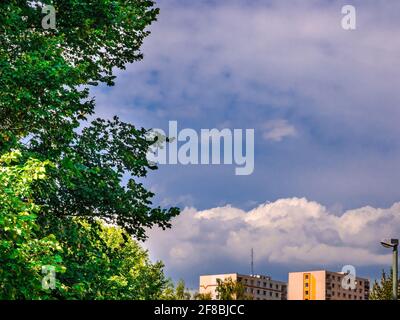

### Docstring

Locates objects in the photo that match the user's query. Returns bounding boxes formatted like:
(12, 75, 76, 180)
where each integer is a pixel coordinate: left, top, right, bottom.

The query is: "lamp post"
(380, 239, 399, 300)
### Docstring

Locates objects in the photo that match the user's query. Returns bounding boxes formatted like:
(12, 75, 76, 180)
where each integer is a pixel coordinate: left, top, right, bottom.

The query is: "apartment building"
(288, 270, 370, 300)
(199, 273, 287, 300)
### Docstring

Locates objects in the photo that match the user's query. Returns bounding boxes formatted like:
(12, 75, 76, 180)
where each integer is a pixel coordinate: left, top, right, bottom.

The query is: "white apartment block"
(199, 273, 287, 300)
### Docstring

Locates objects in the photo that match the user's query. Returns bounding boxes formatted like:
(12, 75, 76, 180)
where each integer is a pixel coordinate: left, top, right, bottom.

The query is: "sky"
(92, 0, 400, 289)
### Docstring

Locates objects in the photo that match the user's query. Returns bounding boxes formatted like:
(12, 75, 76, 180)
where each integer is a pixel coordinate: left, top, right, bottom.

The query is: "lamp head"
(380, 238, 399, 248)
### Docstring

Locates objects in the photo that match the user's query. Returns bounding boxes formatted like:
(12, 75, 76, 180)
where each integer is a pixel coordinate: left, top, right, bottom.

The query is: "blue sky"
(92, 0, 400, 288)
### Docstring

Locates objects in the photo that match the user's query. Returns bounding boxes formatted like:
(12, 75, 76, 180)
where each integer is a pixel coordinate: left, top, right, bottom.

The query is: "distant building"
(288, 270, 370, 300)
(199, 273, 287, 300)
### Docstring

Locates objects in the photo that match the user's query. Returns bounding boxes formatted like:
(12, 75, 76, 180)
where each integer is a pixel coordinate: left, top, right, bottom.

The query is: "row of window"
(241, 278, 282, 290)
(328, 283, 364, 293)
(330, 294, 363, 300)
(246, 287, 280, 298)
(329, 292, 364, 300)
(327, 274, 365, 286)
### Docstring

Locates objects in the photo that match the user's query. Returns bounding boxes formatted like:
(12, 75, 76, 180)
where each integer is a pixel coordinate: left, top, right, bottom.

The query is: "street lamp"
(380, 238, 399, 300)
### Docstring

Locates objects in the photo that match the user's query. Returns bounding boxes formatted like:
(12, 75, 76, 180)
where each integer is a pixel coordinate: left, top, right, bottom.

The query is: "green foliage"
(32, 117, 179, 240)
(215, 278, 253, 300)
(369, 269, 400, 300)
(0, 1, 180, 299)
(0, 0, 159, 150)
(194, 292, 213, 300)
(44, 219, 170, 300)
(154, 279, 192, 300)
(157, 279, 177, 300)
(0, 151, 64, 299)
(1, 0, 178, 236)
(174, 279, 192, 300)
(0, 151, 172, 300)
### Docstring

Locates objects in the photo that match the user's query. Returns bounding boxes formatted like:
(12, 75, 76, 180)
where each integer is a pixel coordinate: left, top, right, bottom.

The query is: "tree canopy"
(1, 0, 178, 238)
(1, 0, 180, 299)
(215, 278, 253, 300)
(0, 150, 174, 300)
(0, 151, 63, 299)
(1, 0, 159, 149)
(369, 269, 400, 300)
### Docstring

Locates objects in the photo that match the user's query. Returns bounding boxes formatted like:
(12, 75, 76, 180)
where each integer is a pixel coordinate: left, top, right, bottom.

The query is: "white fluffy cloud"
(145, 198, 399, 273)
(262, 120, 297, 141)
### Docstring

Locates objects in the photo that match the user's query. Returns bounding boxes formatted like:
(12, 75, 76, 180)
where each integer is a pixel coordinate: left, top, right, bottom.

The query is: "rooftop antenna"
(251, 248, 254, 276)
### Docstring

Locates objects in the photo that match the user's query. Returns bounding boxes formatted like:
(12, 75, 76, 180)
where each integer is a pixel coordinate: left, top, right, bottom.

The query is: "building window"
(263, 282, 267, 287)
(263, 291, 266, 296)
(257, 290, 260, 294)
(305, 275, 309, 280)
(270, 292, 272, 297)
(269, 283, 272, 288)
(275, 293, 279, 298)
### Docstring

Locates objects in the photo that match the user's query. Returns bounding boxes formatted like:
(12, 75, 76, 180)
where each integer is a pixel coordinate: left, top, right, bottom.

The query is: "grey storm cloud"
(89, 0, 400, 285)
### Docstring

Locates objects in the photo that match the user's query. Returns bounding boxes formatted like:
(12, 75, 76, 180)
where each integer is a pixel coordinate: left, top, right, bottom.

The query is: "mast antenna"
(251, 248, 254, 276)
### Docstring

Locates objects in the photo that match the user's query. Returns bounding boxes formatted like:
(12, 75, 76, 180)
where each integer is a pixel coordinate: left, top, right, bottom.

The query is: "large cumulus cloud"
(145, 198, 399, 284)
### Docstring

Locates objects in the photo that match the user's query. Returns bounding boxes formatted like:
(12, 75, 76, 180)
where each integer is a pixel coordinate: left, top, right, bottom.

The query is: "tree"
(194, 292, 213, 300)
(46, 218, 171, 300)
(158, 279, 177, 300)
(32, 117, 179, 240)
(1, 0, 159, 151)
(0, 151, 64, 299)
(157, 279, 192, 300)
(174, 279, 192, 300)
(215, 278, 253, 300)
(0, 151, 171, 300)
(0, 1, 179, 238)
(1, 1, 180, 299)
(369, 269, 400, 300)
